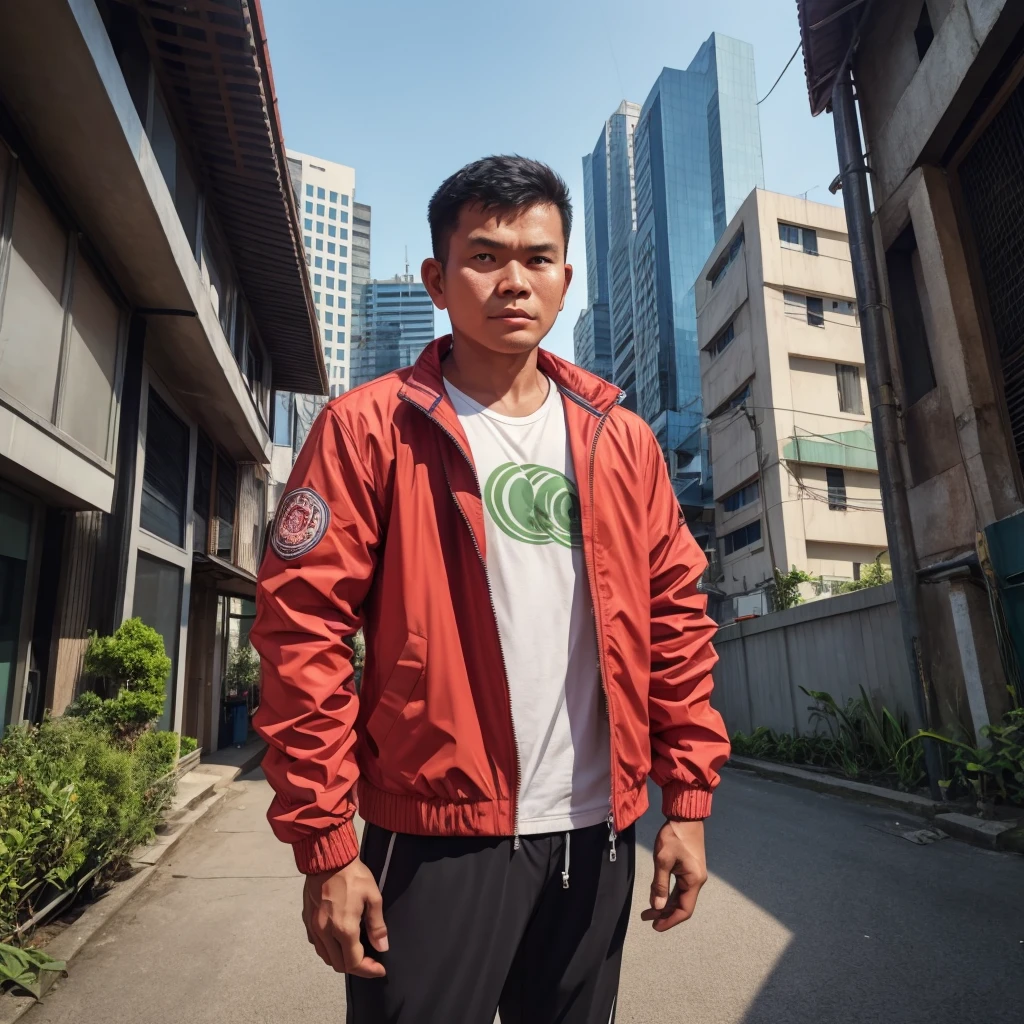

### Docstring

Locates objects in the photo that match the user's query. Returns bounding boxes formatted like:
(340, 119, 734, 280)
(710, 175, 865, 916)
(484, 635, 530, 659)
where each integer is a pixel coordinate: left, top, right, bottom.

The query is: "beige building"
(697, 190, 888, 619)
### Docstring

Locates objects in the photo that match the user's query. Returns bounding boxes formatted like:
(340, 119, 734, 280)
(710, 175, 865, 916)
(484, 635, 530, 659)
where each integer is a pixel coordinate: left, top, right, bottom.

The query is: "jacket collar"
(398, 335, 624, 419)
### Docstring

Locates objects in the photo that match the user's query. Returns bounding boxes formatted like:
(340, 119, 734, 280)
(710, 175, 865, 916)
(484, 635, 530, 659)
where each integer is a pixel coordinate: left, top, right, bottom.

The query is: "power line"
(757, 43, 801, 105)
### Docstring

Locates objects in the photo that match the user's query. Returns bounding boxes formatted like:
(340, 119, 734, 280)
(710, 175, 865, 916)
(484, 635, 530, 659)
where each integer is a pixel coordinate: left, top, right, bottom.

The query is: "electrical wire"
(757, 43, 801, 105)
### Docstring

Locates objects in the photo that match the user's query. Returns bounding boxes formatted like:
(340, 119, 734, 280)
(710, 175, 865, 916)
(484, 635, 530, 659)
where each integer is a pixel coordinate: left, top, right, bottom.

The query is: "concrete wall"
(712, 583, 919, 737)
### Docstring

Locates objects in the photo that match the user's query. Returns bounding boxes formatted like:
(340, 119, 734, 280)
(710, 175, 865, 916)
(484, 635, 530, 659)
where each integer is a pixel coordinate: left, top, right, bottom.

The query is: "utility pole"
(831, 69, 943, 798)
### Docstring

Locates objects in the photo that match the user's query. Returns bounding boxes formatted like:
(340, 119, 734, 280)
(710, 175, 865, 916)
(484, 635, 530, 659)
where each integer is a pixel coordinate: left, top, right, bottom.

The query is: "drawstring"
(562, 832, 571, 889)
(607, 813, 617, 863)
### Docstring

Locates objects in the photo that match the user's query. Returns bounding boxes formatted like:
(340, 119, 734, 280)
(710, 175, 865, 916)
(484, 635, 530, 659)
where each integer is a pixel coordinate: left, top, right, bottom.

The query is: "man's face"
(422, 202, 572, 356)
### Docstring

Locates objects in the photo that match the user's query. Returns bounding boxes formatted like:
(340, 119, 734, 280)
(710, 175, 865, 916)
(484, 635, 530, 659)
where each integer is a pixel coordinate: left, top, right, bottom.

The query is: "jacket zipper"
(398, 394, 523, 849)
(580, 410, 618, 842)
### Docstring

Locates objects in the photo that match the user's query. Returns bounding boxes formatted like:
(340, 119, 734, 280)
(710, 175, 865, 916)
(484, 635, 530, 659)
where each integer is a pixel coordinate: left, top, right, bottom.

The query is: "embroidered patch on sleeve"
(271, 487, 331, 560)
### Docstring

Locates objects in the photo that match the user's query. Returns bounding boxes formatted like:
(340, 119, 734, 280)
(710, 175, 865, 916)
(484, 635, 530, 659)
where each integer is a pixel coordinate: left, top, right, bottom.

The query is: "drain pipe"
(831, 69, 944, 799)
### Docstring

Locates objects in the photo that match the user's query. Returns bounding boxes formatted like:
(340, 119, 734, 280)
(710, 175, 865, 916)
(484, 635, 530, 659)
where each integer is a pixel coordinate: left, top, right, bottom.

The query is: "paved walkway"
(22, 767, 1024, 1024)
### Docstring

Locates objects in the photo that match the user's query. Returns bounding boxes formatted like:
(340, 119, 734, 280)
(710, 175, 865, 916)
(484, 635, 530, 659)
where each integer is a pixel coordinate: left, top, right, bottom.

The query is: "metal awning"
(796, 0, 870, 115)
(127, 0, 327, 395)
(192, 551, 258, 597)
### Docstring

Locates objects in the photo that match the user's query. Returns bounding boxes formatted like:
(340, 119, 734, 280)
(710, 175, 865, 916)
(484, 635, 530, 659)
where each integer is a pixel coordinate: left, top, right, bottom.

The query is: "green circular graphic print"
(483, 463, 582, 548)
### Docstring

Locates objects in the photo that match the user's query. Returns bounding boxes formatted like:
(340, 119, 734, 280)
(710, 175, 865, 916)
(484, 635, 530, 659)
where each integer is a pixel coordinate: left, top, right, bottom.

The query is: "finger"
(363, 891, 389, 953)
(650, 853, 674, 912)
(334, 918, 386, 979)
(315, 921, 350, 974)
(653, 875, 705, 932)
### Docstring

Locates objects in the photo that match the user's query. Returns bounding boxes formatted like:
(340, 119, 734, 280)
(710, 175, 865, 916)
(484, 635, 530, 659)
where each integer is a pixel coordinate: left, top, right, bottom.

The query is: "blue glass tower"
(631, 34, 763, 511)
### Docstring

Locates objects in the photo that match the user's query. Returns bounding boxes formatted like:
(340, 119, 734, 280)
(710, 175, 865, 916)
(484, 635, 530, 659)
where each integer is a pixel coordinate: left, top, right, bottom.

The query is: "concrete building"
(631, 35, 765, 524)
(698, 190, 888, 621)
(0, 0, 324, 744)
(795, 0, 1024, 738)
(350, 274, 434, 387)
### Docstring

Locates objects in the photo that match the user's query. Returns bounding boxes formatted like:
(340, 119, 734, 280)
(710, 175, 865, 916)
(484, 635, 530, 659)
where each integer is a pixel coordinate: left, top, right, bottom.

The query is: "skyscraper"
(351, 275, 435, 387)
(631, 34, 763, 514)
(575, 101, 640, 398)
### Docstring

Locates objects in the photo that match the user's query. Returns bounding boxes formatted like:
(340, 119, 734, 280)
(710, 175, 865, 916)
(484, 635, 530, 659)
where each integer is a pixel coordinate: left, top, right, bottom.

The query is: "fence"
(711, 583, 919, 737)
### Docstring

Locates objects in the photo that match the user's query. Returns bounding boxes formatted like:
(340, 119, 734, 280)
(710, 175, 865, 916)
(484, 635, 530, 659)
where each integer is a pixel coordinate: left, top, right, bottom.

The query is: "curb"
(725, 756, 1021, 855)
(0, 742, 266, 1023)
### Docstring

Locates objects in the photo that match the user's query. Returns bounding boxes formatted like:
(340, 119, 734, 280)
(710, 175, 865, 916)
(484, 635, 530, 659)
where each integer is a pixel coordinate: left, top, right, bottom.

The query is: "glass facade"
(631, 34, 763, 512)
(350, 276, 435, 388)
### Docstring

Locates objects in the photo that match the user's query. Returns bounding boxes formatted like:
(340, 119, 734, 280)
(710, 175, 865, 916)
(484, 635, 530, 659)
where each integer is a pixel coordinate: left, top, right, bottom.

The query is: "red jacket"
(252, 337, 729, 875)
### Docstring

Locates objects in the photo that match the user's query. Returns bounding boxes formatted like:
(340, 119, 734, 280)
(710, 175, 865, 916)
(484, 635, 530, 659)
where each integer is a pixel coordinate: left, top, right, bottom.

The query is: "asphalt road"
(22, 766, 1024, 1024)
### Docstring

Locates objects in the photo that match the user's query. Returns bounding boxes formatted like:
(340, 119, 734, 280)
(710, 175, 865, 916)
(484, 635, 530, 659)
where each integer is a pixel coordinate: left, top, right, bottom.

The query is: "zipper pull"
(607, 813, 617, 863)
(513, 834, 520, 852)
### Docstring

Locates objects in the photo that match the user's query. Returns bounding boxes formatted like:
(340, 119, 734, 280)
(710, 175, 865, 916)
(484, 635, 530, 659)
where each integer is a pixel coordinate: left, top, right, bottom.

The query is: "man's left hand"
(640, 819, 708, 931)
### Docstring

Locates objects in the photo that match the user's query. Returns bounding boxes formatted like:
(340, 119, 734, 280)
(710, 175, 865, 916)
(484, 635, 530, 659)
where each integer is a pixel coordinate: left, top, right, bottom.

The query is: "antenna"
(404, 245, 409, 278)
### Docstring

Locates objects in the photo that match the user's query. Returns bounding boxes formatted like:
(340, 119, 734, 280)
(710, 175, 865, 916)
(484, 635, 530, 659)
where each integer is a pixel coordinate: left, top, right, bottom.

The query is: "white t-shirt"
(444, 376, 611, 834)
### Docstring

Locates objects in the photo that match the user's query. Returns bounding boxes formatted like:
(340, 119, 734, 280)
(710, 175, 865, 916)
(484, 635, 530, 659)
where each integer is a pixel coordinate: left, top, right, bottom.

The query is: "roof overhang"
(797, 0, 872, 115)
(192, 550, 257, 597)
(127, 0, 326, 395)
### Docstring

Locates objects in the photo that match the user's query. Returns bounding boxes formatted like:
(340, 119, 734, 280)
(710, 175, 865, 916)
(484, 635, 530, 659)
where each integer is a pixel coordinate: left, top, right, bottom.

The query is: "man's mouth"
(490, 309, 536, 322)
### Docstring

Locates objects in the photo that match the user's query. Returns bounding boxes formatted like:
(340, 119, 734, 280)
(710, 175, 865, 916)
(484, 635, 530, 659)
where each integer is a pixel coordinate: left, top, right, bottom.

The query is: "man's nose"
(498, 261, 530, 296)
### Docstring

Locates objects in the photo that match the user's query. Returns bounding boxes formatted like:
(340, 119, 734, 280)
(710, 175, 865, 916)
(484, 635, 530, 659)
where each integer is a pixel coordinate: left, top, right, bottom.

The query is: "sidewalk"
(16, 768, 1024, 1023)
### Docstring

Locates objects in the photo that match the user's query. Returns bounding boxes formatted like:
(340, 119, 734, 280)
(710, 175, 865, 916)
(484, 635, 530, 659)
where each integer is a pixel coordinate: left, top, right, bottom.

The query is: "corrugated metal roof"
(797, 0, 868, 115)
(129, 0, 326, 395)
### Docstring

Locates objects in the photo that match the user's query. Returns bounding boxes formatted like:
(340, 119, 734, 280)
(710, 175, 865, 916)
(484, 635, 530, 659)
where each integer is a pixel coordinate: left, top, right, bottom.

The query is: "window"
(312, 256, 321, 269)
(329, 208, 337, 221)
(305, 184, 313, 197)
(723, 519, 762, 556)
(325, 312, 333, 325)
(313, 291, 321, 303)
(728, 383, 751, 410)
(317, 187, 325, 199)
(304, 235, 312, 249)
(316, 203, 325, 216)
(316, 222, 324, 234)
(339, 366, 346, 379)
(141, 390, 189, 546)
(779, 222, 818, 255)
(324, 347, 332, 359)
(326, 276, 335, 289)
(327, 259, 336, 272)
(337, 347, 345, 360)
(785, 291, 824, 327)
(325, 330, 333, 342)
(339, 262, 348, 274)
(132, 554, 182, 730)
(304, 217, 312, 231)
(340, 229, 349, 240)
(709, 230, 743, 288)
(305, 201, 313, 214)
(338, 279, 347, 291)
(315, 239, 323, 251)
(272, 392, 293, 448)
(339, 245, 348, 257)
(193, 431, 213, 553)
(338, 315, 346, 326)
(915, 3, 934, 60)
(886, 225, 936, 404)
(337, 331, 346, 343)
(723, 480, 759, 513)
(326, 294, 334, 307)
(338, 298, 347, 309)
(831, 299, 857, 316)
(215, 453, 237, 559)
(342, 195, 350, 206)
(329, 191, 338, 203)
(313, 273, 321, 286)
(836, 364, 864, 413)
(340, 211, 350, 224)
(327, 243, 336, 255)
(328, 225, 337, 238)
(827, 468, 847, 510)
(708, 321, 735, 359)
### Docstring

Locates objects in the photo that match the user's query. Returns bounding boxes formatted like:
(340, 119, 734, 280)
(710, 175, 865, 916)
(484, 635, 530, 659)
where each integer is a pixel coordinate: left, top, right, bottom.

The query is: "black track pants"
(346, 820, 636, 1024)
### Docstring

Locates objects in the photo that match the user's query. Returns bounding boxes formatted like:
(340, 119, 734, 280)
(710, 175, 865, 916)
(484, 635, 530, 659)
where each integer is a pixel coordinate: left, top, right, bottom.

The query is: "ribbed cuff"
(662, 782, 713, 820)
(292, 820, 360, 874)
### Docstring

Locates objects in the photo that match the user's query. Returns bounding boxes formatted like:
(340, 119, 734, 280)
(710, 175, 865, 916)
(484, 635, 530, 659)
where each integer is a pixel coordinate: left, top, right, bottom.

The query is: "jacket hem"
(358, 779, 515, 836)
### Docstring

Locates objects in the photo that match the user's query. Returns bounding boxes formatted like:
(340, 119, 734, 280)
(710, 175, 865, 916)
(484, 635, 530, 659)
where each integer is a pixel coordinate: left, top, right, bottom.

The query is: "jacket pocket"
(364, 632, 427, 756)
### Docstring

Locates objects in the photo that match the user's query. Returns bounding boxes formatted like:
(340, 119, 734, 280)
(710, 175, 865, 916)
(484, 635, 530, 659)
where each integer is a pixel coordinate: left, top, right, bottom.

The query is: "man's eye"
(473, 253, 495, 262)
(530, 256, 553, 264)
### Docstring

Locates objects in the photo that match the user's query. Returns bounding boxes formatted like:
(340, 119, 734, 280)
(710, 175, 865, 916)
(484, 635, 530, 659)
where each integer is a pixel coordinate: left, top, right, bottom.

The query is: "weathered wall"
(712, 584, 919, 737)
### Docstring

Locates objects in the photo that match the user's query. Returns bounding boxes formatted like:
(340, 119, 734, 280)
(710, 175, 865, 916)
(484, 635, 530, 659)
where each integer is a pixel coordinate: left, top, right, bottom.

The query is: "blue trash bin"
(231, 701, 249, 746)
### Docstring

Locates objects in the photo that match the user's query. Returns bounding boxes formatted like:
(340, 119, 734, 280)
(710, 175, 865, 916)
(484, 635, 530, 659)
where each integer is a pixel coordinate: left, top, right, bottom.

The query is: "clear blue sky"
(262, 0, 841, 361)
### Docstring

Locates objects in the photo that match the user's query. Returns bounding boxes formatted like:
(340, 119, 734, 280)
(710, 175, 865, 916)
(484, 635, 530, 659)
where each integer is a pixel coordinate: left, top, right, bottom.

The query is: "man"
(252, 155, 730, 1024)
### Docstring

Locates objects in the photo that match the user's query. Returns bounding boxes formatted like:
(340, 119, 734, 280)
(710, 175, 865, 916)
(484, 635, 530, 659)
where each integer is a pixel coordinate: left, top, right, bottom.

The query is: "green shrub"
(0, 716, 175, 940)
(224, 644, 260, 698)
(838, 557, 892, 594)
(79, 619, 170, 739)
(178, 735, 198, 756)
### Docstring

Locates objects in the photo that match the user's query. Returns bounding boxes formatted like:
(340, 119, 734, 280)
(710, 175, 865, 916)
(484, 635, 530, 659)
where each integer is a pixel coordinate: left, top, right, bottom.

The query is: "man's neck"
(442, 330, 550, 417)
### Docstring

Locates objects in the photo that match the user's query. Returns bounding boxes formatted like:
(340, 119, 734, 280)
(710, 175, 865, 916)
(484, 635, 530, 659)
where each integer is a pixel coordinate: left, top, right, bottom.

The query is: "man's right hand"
(302, 858, 388, 977)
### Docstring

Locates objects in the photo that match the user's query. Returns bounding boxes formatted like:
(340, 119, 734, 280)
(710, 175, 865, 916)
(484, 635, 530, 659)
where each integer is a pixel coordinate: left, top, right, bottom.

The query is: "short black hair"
(428, 155, 572, 263)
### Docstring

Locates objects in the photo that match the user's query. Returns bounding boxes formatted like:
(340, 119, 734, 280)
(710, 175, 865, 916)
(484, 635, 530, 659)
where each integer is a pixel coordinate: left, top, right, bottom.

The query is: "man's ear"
(558, 263, 573, 312)
(422, 257, 447, 311)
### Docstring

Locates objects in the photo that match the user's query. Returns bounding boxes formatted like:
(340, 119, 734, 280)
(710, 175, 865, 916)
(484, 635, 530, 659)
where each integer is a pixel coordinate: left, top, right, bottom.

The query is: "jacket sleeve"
(643, 427, 731, 819)
(250, 406, 381, 874)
